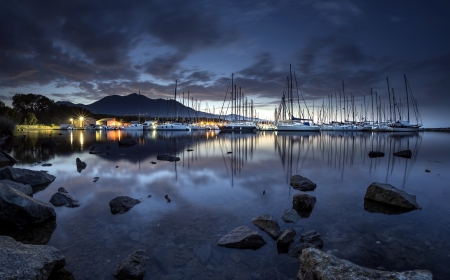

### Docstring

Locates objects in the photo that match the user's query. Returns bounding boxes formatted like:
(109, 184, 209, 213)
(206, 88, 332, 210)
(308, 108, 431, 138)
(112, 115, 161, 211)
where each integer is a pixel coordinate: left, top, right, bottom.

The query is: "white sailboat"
(123, 91, 144, 131)
(156, 81, 191, 131)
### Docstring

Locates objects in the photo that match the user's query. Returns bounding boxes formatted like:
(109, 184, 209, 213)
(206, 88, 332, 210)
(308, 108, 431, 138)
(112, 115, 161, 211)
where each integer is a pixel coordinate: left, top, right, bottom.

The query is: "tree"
(12, 93, 54, 123)
(24, 112, 38, 125)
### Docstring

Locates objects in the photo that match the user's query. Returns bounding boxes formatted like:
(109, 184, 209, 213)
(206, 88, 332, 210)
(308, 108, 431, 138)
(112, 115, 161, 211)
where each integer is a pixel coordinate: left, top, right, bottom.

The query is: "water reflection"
(5, 130, 449, 279)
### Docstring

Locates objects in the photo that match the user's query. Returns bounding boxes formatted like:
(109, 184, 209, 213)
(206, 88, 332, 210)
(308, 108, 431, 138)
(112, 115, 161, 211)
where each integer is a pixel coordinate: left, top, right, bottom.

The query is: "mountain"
(56, 93, 213, 119)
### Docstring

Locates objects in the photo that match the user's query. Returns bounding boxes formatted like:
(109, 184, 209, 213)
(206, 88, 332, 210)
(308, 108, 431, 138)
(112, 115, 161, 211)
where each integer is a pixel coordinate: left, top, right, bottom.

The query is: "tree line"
(0, 93, 93, 125)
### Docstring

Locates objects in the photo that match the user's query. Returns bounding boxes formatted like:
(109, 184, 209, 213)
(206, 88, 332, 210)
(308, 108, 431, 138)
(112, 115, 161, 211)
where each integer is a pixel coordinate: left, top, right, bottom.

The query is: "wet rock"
(393, 149, 412, 158)
(0, 218, 57, 245)
(277, 229, 296, 246)
(118, 139, 137, 146)
(49, 188, 80, 208)
(0, 166, 56, 188)
(364, 182, 421, 210)
(0, 184, 56, 227)
(251, 214, 281, 239)
(290, 175, 317, 191)
(157, 154, 180, 162)
(282, 209, 302, 223)
(368, 151, 385, 158)
(42, 163, 52, 167)
(363, 199, 415, 215)
(93, 177, 99, 182)
(217, 226, 267, 249)
(292, 193, 316, 211)
(164, 194, 171, 202)
(300, 230, 324, 249)
(0, 179, 32, 196)
(297, 247, 433, 280)
(76, 158, 87, 173)
(0, 150, 17, 166)
(288, 243, 319, 258)
(0, 236, 66, 280)
(109, 196, 141, 214)
(425, 169, 430, 173)
(112, 249, 148, 280)
(41, 139, 56, 148)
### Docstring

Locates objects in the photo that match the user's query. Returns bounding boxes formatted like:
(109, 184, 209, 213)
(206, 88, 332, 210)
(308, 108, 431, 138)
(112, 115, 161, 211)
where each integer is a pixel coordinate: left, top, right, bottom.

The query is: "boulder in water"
(364, 182, 421, 210)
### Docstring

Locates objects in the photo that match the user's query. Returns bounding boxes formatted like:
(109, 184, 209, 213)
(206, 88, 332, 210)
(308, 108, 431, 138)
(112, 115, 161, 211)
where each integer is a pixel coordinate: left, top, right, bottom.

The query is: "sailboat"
(276, 65, 320, 131)
(388, 75, 423, 132)
(123, 91, 144, 130)
(156, 80, 191, 131)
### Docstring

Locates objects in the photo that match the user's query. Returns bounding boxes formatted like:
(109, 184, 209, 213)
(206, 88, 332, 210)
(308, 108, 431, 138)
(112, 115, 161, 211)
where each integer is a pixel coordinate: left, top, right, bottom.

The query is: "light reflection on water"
(6, 130, 450, 279)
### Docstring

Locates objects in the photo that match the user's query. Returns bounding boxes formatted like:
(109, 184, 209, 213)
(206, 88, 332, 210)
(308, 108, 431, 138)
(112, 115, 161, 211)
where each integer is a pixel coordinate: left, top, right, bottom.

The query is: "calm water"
(5, 130, 450, 279)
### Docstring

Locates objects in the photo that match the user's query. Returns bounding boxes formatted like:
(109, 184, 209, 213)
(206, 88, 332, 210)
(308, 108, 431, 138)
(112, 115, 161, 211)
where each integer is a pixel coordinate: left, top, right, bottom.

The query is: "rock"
(42, 163, 52, 167)
(277, 229, 296, 246)
(292, 193, 316, 211)
(0, 150, 17, 166)
(76, 158, 87, 173)
(118, 139, 137, 146)
(112, 249, 148, 280)
(282, 209, 302, 223)
(425, 169, 430, 173)
(157, 154, 180, 162)
(0, 218, 57, 245)
(288, 243, 319, 258)
(109, 196, 141, 214)
(0, 166, 56, 188)
(393, 149, 412, 158)
(0, 236, 66, 280)
(297, 247, 433, 280)
(0, 184, 56, 227)
(299, 230, 324, 249)
(368, 151, 385, 158)
(251, 214, 281, 239)
(164, 194, 171, 203)
(0, 179, 33, 196)
(41, 139, 56, 148)
(49, 188, 80, 208)
(93, 177, 99, 182)
(217, 226, 267, 249)
(364, 182, 421, 210)
(363, 199, 415, 215)
(290, 175, 317, 191)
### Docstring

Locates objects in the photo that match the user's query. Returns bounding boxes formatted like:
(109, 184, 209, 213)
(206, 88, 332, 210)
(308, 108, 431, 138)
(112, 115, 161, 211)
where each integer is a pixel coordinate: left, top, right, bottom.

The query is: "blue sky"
(1, 0, 449, 127)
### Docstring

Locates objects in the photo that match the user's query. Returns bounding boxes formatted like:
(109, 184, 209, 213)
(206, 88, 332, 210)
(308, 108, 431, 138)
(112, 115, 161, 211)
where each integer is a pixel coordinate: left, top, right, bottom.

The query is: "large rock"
(0, 150, 18, 164)
(0, 235, 66, 280)
(299, 230, 324, 249)
(364, 182, 421, 210)
(290, 175, 317, 191)
(112, 249, 148, 280)
(49, 187, 80, 208)
(251, 214, 281, 239)
(393, 149, 412, 158)
(0, 184, 56, 227)
(297, 247, 433, 280)
(292, 193, 316, 211)
(217, 226, 267, 249)
(109, 196, 141, 214)
(0, 179, 33, 196)
(0, 166, 56, 188)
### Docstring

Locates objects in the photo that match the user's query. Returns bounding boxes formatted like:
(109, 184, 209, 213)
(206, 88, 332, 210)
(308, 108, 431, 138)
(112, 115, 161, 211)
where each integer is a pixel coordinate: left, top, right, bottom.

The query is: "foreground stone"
(251, 214, 281, 239)
(0, 166, 56, 188)
(364, 182, 421, 210)
(0, 184, 56, 227)
(217, 226, 266, 249)
(109, 196, 141, 214)
(49, 187, 80, 208)
(297, 247, 433, 280)
(0, 179, 33, 196)
(292, 193, 316, 211)
(290, 175, 317, 191)
(0, 235, 66, 280)
(113, 249, 148, 280)
(393, 149, 412, 158)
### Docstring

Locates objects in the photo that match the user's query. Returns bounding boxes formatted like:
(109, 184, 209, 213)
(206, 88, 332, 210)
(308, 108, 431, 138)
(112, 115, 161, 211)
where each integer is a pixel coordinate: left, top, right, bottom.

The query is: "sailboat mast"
(290, 64, 293, 123)
(404, 74, 410, 122)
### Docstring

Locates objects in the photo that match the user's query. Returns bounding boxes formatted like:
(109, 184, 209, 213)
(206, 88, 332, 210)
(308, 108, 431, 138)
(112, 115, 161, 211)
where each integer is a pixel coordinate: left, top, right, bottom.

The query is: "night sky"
(1, 0, 449, 127)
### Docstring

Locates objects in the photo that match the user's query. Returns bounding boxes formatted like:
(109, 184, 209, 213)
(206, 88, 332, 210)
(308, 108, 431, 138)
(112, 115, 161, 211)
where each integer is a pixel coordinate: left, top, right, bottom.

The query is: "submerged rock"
(364, 182, 421, 210)
(157, 154, 180, 162)
(292, 193, 316, 211)
(0, 236, 66, 280)
(109, 196, 141, 214)
(277, 229, 296, 246)
(0, 184, 56, 227)
(299, 230, 324, 249)
(0, 166, 55, 188)
(282, 209, 302, 223)
(251, 214, 281, 239)
(217, 226, 266, 249)
(49, 188, 80, 208)
(368, 151, 385, 158)
(364, 199, 415, 215)
(290, 175, 317, 191)
(112, 249, 148, 280)
(393, 149, 412, 158)
(297, 247, 432, 280)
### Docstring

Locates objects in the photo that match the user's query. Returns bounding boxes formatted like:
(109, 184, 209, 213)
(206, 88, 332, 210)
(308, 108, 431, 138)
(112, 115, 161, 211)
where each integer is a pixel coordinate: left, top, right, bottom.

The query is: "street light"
(79, 117, 84, 128)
